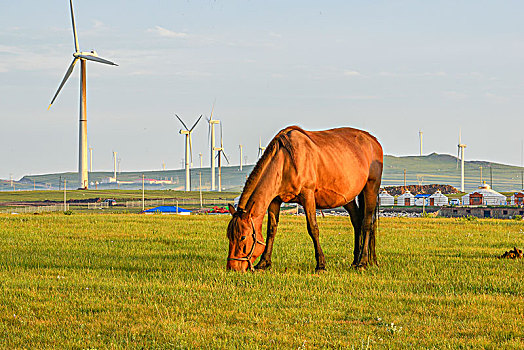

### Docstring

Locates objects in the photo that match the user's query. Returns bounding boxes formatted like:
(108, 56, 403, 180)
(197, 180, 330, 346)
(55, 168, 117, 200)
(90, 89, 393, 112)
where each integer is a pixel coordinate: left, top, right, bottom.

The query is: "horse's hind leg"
(344, 198, 363, 266)
(255, 198, 281, 271)
(300, 190, 326, 271)
(356, 178, 381, 269)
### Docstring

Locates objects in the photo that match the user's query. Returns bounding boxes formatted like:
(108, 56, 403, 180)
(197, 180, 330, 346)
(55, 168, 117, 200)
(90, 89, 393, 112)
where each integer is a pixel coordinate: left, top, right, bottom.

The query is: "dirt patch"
(500, 247, 523, 259)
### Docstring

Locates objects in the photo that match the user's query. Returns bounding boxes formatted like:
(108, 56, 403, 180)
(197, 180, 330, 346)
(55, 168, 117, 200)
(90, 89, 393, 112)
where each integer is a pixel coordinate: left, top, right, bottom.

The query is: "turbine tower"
(457, 130, 467, 192)
(214, 122, 229, 192)
(113, 151, 117, 181)
(419, 130, 423, 156)
(239, 144, 243, 171)
(48, 0, 117, 189)
(207, 103, 219, 190)
(175, 114, 203, 192)
(258, 137, 266, 158)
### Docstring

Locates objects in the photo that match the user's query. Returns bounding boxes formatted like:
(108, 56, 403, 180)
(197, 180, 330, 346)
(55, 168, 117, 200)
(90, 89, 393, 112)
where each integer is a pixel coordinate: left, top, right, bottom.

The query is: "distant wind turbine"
(48, 0, 117, 189)
(207, 102, 220, 190)
(239, 144, 243, 171)
(457, 129, 467, 192)
(175, 114, 203, 191)
(258, 137, 266, 158)
(214, 122, 230, 192)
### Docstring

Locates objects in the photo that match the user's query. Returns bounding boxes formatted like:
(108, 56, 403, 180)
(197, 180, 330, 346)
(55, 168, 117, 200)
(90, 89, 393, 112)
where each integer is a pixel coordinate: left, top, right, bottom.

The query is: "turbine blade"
(220, 122, 223, 147)
(190, 114, 203, 132)
(48, 58, 79, 109)
(77, 54, 118, 66)
(223, 151, 230, 164)
(209, 99, 216, 120)
(69, 0, 79, 52)
(175, 114, 189, 130)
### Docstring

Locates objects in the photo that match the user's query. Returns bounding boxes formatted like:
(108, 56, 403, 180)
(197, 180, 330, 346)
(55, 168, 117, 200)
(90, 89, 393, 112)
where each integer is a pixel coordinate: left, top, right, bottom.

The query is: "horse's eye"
(240, 236, 246, 241)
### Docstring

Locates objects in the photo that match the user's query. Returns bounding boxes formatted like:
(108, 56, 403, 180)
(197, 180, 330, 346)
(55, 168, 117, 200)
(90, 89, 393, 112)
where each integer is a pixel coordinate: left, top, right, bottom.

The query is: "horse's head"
(226, 204, 266, 272)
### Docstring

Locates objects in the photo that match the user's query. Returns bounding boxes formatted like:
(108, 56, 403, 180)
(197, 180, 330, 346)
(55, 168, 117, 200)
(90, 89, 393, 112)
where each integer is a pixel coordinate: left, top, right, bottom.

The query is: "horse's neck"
(246, 162, 282, 224)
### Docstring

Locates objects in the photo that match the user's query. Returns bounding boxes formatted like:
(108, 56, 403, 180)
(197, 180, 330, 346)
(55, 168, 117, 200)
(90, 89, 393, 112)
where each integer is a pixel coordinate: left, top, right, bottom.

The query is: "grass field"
(0, 214, 522, 349)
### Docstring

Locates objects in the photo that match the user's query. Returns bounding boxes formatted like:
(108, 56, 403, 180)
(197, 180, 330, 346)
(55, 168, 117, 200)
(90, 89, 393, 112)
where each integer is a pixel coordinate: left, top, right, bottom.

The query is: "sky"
(1, 0, 524, 180)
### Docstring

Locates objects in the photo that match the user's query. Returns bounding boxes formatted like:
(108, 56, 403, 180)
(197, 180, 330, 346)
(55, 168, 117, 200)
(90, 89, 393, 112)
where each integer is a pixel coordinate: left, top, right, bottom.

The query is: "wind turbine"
(214, 122, 230, 192)
(48, 0, 117, 190)
(239, 144, 243, 171)
(175, 114, 203, 192)
(457, 129, 467, 192)
(207, 102, 220, 190)
(258, 137, 266, 158)
(112, 151, 117, 181)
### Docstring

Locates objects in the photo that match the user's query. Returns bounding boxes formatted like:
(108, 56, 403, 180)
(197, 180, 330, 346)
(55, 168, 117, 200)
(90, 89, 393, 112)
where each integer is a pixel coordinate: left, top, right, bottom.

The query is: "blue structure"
(143, 206, 191, 215)
(414, 194, 431, 206)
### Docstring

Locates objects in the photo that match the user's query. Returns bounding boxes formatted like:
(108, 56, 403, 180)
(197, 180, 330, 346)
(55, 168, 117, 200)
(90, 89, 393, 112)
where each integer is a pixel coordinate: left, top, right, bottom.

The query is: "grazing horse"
(226, 126, 383, 272)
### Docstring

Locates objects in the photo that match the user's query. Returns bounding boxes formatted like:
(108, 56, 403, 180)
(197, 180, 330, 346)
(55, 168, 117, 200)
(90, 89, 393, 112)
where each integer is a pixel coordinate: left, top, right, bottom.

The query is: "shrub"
(63, 210, 73, 215)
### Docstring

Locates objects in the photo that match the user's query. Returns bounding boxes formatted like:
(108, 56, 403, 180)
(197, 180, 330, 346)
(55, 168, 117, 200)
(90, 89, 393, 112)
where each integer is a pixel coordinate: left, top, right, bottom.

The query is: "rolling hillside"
(5, 153, 524, 192)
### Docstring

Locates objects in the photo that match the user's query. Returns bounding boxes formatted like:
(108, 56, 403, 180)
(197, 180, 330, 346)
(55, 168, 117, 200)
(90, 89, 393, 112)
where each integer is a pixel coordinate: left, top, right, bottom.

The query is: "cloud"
(147, 26, 188, 38)
(269, 32, 282, 39)
(343, 70, 362, 77)
(484, 92, 509, 103)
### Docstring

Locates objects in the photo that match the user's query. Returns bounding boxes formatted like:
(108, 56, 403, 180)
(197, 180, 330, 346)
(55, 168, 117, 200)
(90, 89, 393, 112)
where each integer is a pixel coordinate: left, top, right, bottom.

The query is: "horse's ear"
(228, 204, 236, 216)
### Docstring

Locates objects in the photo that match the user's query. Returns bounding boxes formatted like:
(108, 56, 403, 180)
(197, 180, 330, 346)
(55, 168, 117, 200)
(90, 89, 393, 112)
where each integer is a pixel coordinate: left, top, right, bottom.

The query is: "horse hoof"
(315, 267, 326, 273)
(354, 264, 367, 271)
(255, 261, 271, 271)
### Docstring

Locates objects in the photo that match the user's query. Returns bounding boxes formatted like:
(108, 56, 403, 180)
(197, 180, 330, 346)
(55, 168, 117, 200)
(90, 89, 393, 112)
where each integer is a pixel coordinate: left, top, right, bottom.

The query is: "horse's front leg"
(301, 190, 326, 272)
(255, 198, 281, 270)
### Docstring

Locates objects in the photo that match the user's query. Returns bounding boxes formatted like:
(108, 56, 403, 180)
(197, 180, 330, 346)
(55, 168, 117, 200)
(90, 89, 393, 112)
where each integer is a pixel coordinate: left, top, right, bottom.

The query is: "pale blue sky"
(1, 1, 523, 179)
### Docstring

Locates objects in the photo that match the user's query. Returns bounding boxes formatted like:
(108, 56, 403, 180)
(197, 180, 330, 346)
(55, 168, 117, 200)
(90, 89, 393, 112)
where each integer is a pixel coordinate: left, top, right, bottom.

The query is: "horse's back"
(279, 126, 383, 208)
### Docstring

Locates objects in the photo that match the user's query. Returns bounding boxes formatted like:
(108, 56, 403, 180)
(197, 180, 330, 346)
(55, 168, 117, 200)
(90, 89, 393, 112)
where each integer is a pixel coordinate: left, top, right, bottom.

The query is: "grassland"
(0, 214, 522, 349)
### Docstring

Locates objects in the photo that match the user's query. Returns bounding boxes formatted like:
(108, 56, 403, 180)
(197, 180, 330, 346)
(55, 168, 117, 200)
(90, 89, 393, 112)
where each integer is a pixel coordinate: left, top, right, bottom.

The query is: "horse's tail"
(370, 193, 379, 265)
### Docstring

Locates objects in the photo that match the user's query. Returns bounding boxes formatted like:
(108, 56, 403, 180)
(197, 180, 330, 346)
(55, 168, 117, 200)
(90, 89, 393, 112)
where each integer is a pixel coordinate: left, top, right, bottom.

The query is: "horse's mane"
(237, 126, 304, 211)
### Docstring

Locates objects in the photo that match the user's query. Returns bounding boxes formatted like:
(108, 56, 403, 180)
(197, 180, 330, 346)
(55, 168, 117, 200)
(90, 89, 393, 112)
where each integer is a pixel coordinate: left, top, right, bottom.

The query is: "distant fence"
(0, 204, 69, 214)
(125, 198, 231, 208)
(0, 198, 232, 214)
(87, 202, 109, 209)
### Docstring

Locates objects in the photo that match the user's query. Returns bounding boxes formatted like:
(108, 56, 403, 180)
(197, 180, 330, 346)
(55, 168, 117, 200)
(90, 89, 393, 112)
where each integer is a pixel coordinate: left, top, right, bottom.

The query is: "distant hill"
(5, 153, 523, 192)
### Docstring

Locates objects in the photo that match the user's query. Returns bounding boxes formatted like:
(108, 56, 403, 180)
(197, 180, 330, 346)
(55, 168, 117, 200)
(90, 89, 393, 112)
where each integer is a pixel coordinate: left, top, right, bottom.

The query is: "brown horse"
(226, 126, 383, 272)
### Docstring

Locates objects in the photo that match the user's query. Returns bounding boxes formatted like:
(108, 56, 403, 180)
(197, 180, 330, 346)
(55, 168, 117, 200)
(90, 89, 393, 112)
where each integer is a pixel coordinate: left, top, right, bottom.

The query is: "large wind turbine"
(457, 129, 467, 192)
(207, 103, 220, 190)
(175, 114, 202, 191)
(48, 0, 117, 189)
(214, 122, 229, 192)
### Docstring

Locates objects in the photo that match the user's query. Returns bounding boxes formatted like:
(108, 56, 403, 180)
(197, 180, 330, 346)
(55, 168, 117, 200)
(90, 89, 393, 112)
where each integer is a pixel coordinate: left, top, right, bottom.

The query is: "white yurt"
(510, 190, 524, 206)
(429, 190, 449, 206)
(379, 190, 395, 206)
(397, 190, 415, 206)
(461, 184, 507, 206)
(414, 194, 430, 206)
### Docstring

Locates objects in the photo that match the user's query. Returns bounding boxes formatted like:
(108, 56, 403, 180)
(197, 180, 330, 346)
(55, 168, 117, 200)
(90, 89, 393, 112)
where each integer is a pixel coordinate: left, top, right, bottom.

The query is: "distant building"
(414, 194, 430, 206)
(510, 191, 524, 206)
(397, 190, 415, 206)
(379, 190, 395, 206)
(429, 190, 449, 206)
(461, 184, 506, 206)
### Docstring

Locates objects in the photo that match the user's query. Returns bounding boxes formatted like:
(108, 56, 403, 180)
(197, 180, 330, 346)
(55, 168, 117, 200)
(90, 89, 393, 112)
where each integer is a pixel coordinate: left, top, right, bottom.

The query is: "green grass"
(0, 214, 522, 349)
